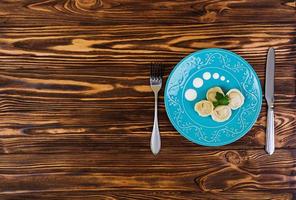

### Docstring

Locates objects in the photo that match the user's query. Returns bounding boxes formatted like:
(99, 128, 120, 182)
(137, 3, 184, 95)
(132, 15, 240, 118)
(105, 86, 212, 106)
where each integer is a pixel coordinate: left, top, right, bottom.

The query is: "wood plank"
(0, 150, 295, 193)
(0, 24, 295, 60)
(0, 191, 294, 200)
(0, 0, 295, 26)
(0, 148, 296, 194)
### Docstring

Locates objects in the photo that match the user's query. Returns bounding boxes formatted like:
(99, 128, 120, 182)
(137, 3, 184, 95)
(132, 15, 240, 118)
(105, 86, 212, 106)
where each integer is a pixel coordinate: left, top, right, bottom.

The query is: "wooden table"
(0, 0, 295, 199)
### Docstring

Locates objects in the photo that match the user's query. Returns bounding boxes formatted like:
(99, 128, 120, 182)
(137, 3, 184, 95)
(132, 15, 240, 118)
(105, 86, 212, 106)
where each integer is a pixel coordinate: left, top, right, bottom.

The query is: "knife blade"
(265, 48, 275, 105)
(265, 47, 275, 155)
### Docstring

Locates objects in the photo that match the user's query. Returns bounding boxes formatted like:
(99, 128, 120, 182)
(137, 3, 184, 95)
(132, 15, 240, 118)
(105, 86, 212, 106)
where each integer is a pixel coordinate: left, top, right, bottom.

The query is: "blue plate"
(164, 48, 262, 146)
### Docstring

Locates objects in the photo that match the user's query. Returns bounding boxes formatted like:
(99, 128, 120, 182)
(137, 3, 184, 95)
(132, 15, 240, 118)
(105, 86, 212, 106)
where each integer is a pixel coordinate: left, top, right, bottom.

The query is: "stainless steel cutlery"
(265, 47, 275, 155)
(150, 63, 164, 155)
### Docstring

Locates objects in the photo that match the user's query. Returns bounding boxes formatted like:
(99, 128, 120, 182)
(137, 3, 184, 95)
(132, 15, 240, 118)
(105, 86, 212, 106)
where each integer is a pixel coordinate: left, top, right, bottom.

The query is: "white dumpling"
(226, 89, 244, 110)
(211, 105, 232, 122)
(206, 87, 224, 102)
(194, 100, 214, 117)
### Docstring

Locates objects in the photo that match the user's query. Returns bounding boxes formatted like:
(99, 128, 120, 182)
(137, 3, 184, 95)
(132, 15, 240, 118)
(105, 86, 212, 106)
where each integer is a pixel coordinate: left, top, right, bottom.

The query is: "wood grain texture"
(0, 0, 295, 199)
(0, 150, 295, 192)
(0, 191, 294, 200)
(0, 0, 295, 26)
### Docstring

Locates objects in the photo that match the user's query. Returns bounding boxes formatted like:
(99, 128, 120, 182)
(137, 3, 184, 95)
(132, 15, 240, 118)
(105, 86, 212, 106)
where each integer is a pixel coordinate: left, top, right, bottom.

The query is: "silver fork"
(150, 63, 163, 156)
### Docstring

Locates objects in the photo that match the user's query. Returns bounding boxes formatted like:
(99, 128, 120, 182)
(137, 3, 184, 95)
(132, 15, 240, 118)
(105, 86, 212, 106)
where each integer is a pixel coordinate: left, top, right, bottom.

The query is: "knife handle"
(266, 106, 275, 155)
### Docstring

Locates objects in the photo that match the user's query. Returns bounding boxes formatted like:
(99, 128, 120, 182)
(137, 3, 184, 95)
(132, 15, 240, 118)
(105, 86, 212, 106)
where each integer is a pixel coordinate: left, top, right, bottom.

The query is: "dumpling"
(195, 100, 214, 117)
(206, 87, 224, 102)
(211, 105, 232, 122)
(226, 89, 244, 110)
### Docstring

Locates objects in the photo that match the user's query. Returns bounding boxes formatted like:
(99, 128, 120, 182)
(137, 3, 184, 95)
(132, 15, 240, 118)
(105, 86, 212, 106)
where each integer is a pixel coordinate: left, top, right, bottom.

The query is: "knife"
(265, 47, 275, 155)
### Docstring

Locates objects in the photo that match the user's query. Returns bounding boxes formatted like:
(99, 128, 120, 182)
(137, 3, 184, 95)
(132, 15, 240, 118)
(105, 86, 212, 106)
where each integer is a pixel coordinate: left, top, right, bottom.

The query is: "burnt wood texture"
(0, 0, 295, 199)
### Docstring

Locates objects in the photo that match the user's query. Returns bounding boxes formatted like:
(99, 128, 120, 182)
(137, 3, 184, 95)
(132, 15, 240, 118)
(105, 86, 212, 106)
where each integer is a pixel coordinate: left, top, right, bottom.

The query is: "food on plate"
(226, 89, 245, 110)
(211, 105, 232, 122)
(212, 91, 229, 107)
(206, 87, 224, 102)
(194, 100, 214, 117)
(194, 86, 244, 122)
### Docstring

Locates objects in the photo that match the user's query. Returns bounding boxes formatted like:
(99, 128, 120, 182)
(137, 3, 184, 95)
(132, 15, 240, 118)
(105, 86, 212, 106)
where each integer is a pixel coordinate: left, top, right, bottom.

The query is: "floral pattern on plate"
(164, 48, 262, 146)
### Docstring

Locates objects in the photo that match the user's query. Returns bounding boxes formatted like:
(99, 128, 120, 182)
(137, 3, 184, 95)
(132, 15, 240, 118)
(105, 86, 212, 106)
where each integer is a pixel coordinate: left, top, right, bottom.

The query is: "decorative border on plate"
(166, 50, 261, 144)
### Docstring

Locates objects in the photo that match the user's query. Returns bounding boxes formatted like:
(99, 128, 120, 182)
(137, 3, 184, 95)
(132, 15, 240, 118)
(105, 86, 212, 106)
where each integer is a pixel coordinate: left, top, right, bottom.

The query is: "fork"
(150, 63, 164, 156)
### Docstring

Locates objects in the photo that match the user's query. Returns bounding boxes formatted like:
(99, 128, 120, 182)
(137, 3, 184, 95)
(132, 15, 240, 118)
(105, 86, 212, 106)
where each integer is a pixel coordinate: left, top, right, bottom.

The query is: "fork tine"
(157, 63, 163, 78)
(155, 63, 159, 79)
(150, 62, 154, 78)
(150, 62, 164, 80)
(150, 62, 153, 78)
(155, 63, 158, 78)
(159, 63, 162, 77)
(152, 63, 156, 78)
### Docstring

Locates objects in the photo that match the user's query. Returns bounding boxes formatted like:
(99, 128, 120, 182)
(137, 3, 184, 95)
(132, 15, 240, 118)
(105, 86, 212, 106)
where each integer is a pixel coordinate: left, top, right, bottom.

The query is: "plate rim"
(164, 48, 263, 146)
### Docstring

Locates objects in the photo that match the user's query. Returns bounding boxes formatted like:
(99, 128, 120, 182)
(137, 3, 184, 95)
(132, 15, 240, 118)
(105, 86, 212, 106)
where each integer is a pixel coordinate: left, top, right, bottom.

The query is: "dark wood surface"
(0, 0, 295, 199)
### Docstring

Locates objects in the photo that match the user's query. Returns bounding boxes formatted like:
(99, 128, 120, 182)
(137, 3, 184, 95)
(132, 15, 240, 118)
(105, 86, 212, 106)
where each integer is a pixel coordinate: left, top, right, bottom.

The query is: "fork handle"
(151, 92, 161, 155)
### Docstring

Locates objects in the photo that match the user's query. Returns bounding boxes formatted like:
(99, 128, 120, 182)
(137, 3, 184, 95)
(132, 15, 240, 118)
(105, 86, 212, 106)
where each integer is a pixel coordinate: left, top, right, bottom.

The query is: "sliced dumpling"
(226, 89, 244, 110)
(211, 105, 232, 122)
(206, 87, 224, 102)
(195, 100, 214, 117)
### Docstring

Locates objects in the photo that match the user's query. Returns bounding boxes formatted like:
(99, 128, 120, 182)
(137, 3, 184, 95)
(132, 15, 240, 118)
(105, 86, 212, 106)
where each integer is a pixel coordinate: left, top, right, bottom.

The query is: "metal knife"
(265, 47, 275, 155)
